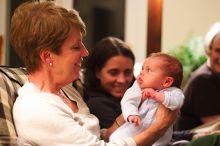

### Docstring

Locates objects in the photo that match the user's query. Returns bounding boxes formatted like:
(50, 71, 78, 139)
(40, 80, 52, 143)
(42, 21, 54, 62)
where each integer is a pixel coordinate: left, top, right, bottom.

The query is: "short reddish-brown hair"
(10, 1, 85, 73)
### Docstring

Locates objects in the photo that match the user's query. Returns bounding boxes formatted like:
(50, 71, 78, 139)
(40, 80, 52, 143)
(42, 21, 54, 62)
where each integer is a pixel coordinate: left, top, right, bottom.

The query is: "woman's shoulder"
(86, 91, 121, 112)
(86, 92, 117, 104)
(188, 63, 214, 84)
(191, 63, 210, 77)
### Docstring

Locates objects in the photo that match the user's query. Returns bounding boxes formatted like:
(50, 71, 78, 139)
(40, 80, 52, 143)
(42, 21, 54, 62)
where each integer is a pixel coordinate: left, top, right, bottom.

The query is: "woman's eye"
(214, 48, 220, 53)
(125, 70, 133, 76)
(109, 70, 118, 76)
(71, 46, 80, 50)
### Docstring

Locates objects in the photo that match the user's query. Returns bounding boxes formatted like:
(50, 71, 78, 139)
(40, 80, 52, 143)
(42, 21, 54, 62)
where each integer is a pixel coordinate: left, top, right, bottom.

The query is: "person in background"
(109, 53, 184, 146)
(84, 36, 135, 129)
(11, 1, 178, 145)
(177, 22, 220, 131)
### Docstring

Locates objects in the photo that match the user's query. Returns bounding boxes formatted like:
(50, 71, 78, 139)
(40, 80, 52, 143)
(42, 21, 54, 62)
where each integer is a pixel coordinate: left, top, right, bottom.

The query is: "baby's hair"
(149, 53, 183, 88)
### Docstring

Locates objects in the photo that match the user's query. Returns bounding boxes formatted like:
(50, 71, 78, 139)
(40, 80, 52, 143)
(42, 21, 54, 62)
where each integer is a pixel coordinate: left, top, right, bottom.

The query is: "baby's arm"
(142, 87, 184, 110)
(162, 87, 184, 110)
(121, 80, 142, 122)
(142, 88, 165, 103)
(128, 115, 141, 127)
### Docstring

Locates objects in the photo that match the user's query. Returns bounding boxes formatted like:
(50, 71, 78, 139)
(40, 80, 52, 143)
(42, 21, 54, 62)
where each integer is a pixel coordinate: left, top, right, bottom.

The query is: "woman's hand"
(154, 104, 179, 129)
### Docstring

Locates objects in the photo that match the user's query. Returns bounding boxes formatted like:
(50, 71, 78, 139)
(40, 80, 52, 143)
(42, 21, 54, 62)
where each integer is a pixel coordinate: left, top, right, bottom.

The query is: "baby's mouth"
(137, 77, 143, 83)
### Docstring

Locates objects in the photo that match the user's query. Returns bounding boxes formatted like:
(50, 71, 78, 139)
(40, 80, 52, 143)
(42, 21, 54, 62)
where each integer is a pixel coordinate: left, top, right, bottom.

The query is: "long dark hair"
(84, 36, 135, 92)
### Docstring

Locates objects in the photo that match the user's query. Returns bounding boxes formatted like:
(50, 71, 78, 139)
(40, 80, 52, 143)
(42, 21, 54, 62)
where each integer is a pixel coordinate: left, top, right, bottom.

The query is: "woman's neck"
(28, 69, 60, 94)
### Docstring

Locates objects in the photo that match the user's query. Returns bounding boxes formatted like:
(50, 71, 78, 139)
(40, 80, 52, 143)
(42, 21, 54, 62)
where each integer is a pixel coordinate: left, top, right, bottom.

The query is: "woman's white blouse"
(13, 82, 136, 146)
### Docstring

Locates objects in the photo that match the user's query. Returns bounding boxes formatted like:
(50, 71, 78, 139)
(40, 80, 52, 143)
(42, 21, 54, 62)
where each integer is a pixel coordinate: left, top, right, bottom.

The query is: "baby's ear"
(162, 77, 174, 88)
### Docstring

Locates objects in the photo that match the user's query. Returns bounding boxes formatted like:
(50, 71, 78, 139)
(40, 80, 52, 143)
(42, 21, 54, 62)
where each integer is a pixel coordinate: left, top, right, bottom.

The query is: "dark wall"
(74, 0, 125, 53)
(8, 0, 29, 67)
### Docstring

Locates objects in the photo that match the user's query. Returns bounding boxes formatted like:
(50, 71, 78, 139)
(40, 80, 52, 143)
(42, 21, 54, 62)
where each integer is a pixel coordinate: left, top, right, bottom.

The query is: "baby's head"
(137, 53, 183, 90)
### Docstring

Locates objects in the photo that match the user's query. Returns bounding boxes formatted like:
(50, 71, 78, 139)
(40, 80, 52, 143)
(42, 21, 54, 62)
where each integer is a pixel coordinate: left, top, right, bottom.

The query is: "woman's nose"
(81, 44, 89, 57)
(117, 74, 126, 83)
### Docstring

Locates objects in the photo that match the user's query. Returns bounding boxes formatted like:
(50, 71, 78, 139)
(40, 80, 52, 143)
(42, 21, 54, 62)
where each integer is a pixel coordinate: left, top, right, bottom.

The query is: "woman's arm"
(103, 114, 125, 141)
(201, 115, 220, 124)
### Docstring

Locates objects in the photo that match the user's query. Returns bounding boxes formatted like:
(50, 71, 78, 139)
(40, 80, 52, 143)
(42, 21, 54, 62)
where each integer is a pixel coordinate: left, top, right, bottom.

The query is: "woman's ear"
(162, 77, 174, 88)
(95, 68, 101, 79)
(39, 49, 52, 66)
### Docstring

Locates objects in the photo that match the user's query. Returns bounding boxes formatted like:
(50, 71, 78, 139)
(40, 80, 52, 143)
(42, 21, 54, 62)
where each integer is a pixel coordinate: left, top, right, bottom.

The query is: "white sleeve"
(162, 87, 185, 110)
(121, 80, 142, 121)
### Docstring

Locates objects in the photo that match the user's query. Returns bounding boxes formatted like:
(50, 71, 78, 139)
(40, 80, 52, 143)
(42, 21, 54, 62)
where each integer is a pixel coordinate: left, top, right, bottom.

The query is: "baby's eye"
(146, 68, 151, 72)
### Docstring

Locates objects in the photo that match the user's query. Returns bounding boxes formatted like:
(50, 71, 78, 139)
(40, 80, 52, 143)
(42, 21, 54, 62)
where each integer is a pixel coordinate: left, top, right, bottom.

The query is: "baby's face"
(137, 57, 168, 90)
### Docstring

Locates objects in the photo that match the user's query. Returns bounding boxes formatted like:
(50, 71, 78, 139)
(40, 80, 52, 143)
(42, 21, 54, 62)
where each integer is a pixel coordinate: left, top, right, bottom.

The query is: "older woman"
(177, 22, 220, 130)
(11, 1, 177, 146)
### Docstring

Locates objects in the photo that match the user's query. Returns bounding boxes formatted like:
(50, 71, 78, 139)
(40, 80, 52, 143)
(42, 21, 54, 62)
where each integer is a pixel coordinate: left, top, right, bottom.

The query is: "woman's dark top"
(85, 90, 122, 129)
(177, 62, 220, 130)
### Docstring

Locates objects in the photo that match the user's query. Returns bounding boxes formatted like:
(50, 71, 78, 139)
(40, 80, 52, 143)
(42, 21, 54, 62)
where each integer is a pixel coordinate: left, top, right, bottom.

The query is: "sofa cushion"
(0, 66, 27, 137)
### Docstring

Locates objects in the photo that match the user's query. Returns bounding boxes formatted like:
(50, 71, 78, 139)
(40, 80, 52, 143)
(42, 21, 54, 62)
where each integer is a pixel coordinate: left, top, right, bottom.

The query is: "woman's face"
(210, 33, 220, 74)
(52, 26, 88, 86)
(96, 56, 134, 99)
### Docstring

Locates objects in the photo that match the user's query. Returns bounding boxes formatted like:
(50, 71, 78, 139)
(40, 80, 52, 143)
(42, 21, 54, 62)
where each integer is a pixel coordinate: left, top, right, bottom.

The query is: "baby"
(110, 53, 185, 146)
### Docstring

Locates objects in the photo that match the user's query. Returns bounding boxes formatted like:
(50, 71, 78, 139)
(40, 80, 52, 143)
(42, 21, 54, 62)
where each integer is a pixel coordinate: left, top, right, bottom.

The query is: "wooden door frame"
(147, 0, 162, 56)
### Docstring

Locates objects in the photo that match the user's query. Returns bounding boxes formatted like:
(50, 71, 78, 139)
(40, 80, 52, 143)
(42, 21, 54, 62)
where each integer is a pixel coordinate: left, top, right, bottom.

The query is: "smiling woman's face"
(210, 33, 220, 74)
(96, 55, 134, 99)
(52, 27, 88, 86)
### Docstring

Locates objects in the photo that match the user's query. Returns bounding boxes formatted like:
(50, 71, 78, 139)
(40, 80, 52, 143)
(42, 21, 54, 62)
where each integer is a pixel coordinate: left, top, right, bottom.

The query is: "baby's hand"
(128, 115, 140, 127)
(142, 88, 156, 100)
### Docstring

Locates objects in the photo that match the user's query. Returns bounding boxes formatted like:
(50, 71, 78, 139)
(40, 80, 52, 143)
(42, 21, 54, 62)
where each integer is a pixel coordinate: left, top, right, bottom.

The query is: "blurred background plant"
(168, 37, 207, 88)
